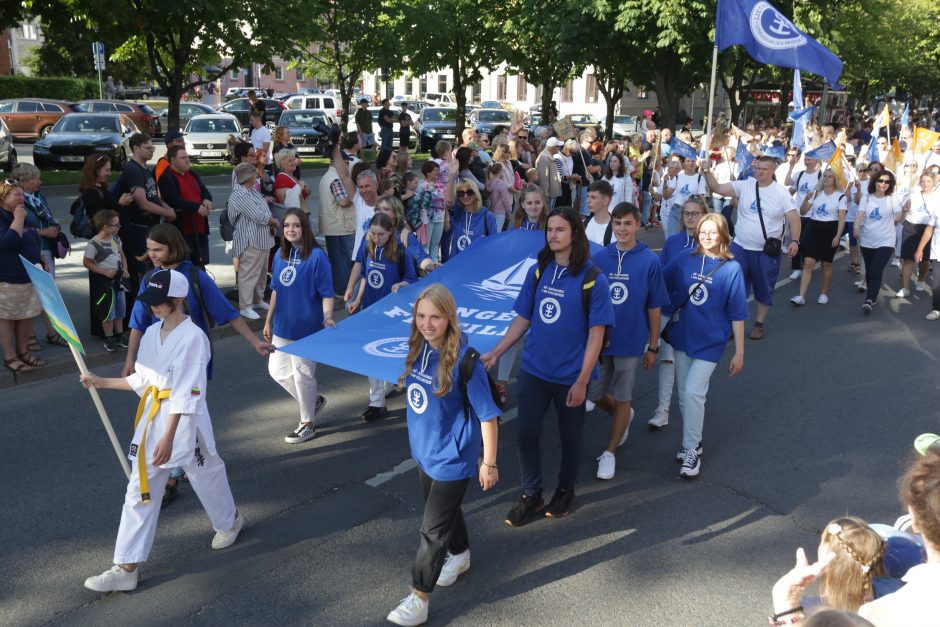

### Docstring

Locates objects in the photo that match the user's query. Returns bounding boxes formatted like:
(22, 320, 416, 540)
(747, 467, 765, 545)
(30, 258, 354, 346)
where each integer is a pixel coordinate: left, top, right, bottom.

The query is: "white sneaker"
(596, 451, 616, 480)
(211, 513, 245, 549)
(436, 549, 470, 587)
(585, 400, 595, 412)
(817, 294, 829, 305)
(387, 591, 428, 626)
(648, 407, 669, 429)
(854, 280, 867, 293)
(789, 295, 805, 306)
(788, 270, 802, 280)
(84, 564, 138, 592)
(916, 281, 927, 292)
(897, 288, 911, 298)
(892, 258, 901, 268)
(254, 301, 270, 311)
(617, 408, 635, 447)
(239, 307, 260, 320)
(927, 310, 940, 321)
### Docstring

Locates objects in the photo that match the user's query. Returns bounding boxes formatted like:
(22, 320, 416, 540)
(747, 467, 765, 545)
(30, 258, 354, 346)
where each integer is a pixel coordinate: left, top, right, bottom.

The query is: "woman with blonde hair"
(661, 212, 747, 478)
(385, 284, 500, 626)
(273, 148, 310, 212)
(442, 153, 496, 260)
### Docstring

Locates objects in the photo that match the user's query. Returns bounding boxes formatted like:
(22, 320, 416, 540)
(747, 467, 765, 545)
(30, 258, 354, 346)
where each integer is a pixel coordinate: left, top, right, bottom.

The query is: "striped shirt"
(228, 184, 274, 257)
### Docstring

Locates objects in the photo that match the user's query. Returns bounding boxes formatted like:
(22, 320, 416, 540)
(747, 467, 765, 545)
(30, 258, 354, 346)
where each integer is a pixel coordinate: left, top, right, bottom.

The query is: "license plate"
(201, 151, 223, 158)
(441, 134, 455, 139)
(297, 147, 316, 153)
(62, 156, 85, 162)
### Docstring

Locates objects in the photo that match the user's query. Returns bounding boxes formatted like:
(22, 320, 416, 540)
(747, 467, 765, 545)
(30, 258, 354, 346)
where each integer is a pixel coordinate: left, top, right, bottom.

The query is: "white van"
(421, 92, 457, 106)
(285, 94, 341, 118)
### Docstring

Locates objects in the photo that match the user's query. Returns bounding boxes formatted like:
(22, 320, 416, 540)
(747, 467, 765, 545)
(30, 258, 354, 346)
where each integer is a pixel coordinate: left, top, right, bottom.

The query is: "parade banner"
(735, 141, 755, 172)
(19, 255, 83, 353)
(804, 141, 837, 162)
(716, 0, 843, 88)
(281, 230, 548, 383)
(669, 136, 698, 161)
(761, 144, 786, 160)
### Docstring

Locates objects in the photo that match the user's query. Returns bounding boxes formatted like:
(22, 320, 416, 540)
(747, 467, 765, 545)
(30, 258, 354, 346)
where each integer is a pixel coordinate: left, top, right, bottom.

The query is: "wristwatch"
(647, 346, 660, 354)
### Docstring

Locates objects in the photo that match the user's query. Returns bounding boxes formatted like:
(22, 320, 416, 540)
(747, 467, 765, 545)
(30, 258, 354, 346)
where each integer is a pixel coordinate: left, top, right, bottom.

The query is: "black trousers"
(411, 468, 470, 593)
(932, 261, 940, 311)
(792, 217, 810, 269)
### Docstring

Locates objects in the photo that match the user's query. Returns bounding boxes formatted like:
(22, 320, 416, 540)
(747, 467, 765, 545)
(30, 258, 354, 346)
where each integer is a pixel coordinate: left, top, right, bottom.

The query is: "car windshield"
(139, 104, 156, 115)
(54, 116, 119, 133)
(424, 109, 457, 122)
(478, 110, 511, 122)
(614, 116, 634, 124)
(186, 118, 238, 133)
(282, 112, 326, 127)
(569, 115, 594, 123)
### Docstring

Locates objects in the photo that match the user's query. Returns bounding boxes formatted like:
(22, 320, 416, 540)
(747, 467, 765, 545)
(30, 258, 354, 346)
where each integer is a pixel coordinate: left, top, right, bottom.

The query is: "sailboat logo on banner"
(466, 257, 538, 301)
(750, 2, 806, 50)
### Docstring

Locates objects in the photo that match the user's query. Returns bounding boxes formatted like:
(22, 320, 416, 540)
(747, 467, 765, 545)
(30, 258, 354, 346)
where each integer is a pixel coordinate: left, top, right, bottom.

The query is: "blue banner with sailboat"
(280, 229, 547, 382)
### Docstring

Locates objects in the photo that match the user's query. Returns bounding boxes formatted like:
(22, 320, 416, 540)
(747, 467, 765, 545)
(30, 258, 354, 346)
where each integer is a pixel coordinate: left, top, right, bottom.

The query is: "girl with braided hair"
(817, 517, 886, 611)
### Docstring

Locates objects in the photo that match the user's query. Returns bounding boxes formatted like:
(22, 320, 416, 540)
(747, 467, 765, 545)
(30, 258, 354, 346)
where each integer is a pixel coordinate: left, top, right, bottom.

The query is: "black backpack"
(458, 346, 503, 421)
(69, 191, 98, 239)
(219, 204, 238, 242)
(528, 262, 609, 350)
(583, 214, 613, 246)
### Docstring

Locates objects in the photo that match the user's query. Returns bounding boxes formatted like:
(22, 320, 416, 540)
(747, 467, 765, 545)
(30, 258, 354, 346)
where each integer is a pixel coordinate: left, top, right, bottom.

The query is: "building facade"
(1, 19, 44, 76)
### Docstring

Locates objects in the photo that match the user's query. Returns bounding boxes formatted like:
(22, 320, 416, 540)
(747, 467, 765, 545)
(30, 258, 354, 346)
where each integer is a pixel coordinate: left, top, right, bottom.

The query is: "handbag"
(513, 169, 524, 191)
(53, 232, 71, 259)
(661, 259, 728, 344)
(755, 182, 783, 256)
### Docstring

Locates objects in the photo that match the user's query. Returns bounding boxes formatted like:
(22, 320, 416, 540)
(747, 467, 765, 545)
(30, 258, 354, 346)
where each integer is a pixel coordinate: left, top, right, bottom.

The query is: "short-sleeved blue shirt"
(270, 247, 334, 340)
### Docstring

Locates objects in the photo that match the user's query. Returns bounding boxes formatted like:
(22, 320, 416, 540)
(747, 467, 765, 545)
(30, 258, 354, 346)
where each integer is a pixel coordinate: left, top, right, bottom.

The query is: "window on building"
(374, 75, 380, 94)
(296, 69, 305, 81)
(20, 24, 38, 39)
(231, 69, 239, 80)
(419, 77, 428, 96)
(496, 75, 507, 101)
(274, 66, 284, 81)
(438, 74, 447, 93)
(405, 77, 413, 96)
(637, 89, 648, 99)
(561, 80, 574, 103)
(516, 75, 526, 101)
(585, 74, 598, 103)
(472, 82, 482, 103)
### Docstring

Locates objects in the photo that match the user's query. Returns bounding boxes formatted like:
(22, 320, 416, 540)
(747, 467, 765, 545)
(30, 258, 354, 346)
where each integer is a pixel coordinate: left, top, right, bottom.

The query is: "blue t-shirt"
(399, 228, 430, 270)
(513, 260, 615, 385)
(662, 251, 748, 363)
(659, 232, 697, 315)
(269, 247, 334, 341)
(354, 237, 419, 308)
(593, 242, 669, 357)
(446, 203, 497, 258)
(510, 218, 542, 231)
(405, 340, 500, 482)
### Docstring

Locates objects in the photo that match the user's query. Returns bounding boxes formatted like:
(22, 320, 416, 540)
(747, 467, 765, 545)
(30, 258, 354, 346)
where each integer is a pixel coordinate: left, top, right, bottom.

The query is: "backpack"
(458, 346, 503, 421)
(69, 191, 98, 239)
(584, 214, 613, 246)
(529, 262, 609, 350)
(219, 202, 239, 242)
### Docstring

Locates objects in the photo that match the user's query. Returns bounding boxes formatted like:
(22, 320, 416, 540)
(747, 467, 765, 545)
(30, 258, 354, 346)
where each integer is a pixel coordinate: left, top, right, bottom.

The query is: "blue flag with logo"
(735, 141, 755, 171)
(761, 144, 786, 160)
(901, 102, 910, 129)
(804, 140, 837, 162)
(716, 0, 843, 89)
(279, 230, 555, 383)
(668, 137, 698, 161)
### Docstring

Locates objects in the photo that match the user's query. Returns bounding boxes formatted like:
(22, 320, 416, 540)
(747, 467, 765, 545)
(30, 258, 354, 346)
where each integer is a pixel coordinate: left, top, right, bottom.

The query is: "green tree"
(31, 0, 304, 129)
(0, 0, 27, 31)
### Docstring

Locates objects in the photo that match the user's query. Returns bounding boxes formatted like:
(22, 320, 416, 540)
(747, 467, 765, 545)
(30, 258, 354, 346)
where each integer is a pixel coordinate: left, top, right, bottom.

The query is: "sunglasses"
(456, 189, 475, 197)
(3, 178, 17, 185)
(876, 178, 891, 184)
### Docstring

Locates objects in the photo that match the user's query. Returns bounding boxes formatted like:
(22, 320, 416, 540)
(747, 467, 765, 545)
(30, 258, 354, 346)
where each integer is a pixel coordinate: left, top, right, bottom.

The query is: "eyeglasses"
(3, 178, 17, 186)
(876, 178, 891, 184)
(683, 211, 704, 218)
(107, 222, 120, 228)
(456, 189, 475, 197)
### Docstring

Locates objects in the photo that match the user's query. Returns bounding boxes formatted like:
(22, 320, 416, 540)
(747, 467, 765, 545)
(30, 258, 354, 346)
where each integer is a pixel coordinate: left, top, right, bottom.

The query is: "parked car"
(122, 84, 154, 99)
(216, 97, 285, 128)
(345, 106, 416, 149)
(421, 92, 456, 106)
(183, 114, 242, 163)
(225, 87, 250, 100)
(278, 110, 331, 156)
(470, 108, 513, 136)
(80, 99, 162, 136)
(611, 115, 639, 140)
(0, 118, 16, 171)
(158, 102, 216, 134)
(0, 98, 82, 140)
(33, 113, 137, 170)
(284, 94, 342, 121)
(564, 113, 604, 139)
(415, 107, 459, 152)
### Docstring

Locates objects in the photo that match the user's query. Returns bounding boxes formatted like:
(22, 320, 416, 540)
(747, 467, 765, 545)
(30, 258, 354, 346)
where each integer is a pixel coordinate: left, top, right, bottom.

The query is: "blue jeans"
(380, 127, 394, 152)
(516, 369, 586, 497)
(861, 246, 894, 303)
(640, 191, 652, 225)
(426, 221, 444, 263)
(325, 234, 354, 295)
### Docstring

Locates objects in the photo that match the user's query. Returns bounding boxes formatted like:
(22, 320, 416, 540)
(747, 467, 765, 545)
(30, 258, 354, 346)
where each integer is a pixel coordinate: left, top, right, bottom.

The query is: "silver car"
(183, 114, 242, 162)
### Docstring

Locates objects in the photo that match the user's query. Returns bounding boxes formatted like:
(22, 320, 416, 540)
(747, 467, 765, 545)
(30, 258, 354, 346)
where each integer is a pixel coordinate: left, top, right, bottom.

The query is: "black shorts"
(803, 220, 839, 263)
(900, 222, 930, 261)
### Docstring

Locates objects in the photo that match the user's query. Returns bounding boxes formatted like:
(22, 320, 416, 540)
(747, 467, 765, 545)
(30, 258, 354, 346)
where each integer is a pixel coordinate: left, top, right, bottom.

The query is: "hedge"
(0, 76, 100, 102)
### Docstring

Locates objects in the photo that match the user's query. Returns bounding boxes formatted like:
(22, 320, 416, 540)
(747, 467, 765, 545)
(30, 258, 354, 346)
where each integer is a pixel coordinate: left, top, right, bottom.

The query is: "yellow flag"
(883, 138, 903, 172)
(912, 127, 940, 155)
(828, 147, 848, 190)
(873, 104, 891, 130)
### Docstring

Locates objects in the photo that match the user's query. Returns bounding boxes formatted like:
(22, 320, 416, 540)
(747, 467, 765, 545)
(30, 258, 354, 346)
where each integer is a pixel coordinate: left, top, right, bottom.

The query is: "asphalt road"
(3, 186, 938, 625)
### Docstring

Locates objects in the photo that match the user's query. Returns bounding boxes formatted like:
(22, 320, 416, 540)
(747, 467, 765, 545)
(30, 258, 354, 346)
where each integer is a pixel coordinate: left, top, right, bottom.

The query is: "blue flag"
(790, 70, 806, 149)
(279, 231, 601, 383)
(717, 0, 843, 88)
(735, 141, 754, 171)
(668, 137, 698, 160)
(788, 105, 816, 122)
(804, 140, 837, 162)
(761, 144, 786, 160)
(866, 137, 879, 164)
(901, 102, 910, 129)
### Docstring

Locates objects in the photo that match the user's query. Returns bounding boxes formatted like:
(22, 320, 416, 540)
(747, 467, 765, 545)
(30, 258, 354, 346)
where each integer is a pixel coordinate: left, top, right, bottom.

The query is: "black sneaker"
(362, 406, 389, 423)
(543, 488, 575, 518)
(385, 385, 404, 399)
(504, 494, 544, 527)
(862, 300, 874, 315)
(117, 331, 129, 349)
(285, 422, 317, 444)
(314, 395, 327, 415)
(103, 337, 118, 352)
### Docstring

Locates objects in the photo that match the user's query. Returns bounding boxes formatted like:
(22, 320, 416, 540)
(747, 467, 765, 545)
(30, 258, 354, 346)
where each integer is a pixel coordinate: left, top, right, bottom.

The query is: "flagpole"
(703, 42, 719, 166)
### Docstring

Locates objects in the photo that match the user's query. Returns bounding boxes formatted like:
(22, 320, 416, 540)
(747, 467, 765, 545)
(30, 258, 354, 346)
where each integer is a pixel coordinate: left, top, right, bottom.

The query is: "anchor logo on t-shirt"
(407, 382, 428, 414)
(539, 297, 562, 324)
(367, 269, 384, 288)
(609, 282, 628, 305)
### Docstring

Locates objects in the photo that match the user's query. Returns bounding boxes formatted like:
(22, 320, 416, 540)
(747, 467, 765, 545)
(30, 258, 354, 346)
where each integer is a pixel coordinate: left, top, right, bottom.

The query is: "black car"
(278, 110, 331, 156)
(33, 113, 136, 171)
(216, 97, 286, 128)
(469, 108, 513, 137)
(415, 107, 459, 152)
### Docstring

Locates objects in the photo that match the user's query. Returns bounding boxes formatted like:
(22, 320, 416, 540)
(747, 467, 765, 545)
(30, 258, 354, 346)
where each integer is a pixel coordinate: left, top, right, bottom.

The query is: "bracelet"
(646, 346, 660, 353)
(768, 614, 803, 626)
(481, 462, 498, 469)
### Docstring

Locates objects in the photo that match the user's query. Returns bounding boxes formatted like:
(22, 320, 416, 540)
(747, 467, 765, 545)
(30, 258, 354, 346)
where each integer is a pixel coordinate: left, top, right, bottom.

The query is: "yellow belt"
(133, 386, 171, 504)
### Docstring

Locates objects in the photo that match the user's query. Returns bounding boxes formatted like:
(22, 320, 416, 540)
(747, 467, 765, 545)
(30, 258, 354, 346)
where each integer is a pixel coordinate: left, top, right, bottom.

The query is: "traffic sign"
(92, 42, 105, 71)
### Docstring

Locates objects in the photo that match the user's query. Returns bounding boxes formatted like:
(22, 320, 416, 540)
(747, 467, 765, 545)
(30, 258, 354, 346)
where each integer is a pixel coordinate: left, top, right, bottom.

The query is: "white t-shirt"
(585, 215, 611, 245)
(790, 168, 821, 210)
(775, 162, 803, 185)
(351, 192, 376, 260)
(606, 175, 633, 207)
(713, 161, 739, 198)
(928, 202, 940, 261)
(730, 180, 796, 251)
(672, 171, 707, 209)
(858, 563, 940, 627)
(858, 194, 901, 249)
(250, 126, 272, 153)
(807, 189, 847, 222)
(905, 190, 938, 226)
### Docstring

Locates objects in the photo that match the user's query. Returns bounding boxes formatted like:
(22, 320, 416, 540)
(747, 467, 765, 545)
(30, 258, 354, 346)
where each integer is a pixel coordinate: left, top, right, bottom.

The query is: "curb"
(1, 317, 265, 390)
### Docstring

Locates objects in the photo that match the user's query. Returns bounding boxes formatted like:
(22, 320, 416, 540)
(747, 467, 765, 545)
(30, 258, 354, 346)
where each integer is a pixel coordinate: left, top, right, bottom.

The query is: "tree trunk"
(164, 77, 182, 132)
(453, 70, 466, 144)
(653, 51, 682, 133)
(540, 80, 555, 123)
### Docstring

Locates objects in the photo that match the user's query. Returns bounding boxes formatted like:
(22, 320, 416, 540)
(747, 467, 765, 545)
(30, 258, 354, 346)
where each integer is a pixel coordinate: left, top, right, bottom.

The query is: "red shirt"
(170, 169, 208, 235)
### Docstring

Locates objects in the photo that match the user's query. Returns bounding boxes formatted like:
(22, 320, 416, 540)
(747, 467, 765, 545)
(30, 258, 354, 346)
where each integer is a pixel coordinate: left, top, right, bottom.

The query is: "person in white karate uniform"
(80, 269, 244, 593)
